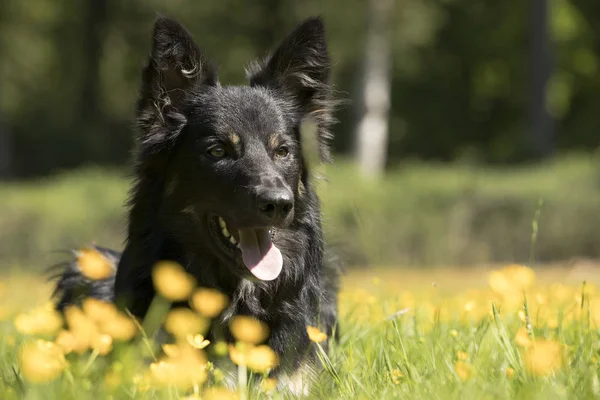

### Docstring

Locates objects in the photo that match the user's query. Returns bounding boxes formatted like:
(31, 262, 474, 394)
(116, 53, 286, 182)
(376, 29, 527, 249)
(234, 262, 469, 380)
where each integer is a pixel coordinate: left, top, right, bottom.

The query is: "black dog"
(51, 15, 339, 390)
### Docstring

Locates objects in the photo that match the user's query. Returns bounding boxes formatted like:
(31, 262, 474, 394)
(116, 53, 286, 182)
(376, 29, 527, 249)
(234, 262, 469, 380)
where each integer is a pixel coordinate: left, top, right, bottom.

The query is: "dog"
(50, 15, 340, 392)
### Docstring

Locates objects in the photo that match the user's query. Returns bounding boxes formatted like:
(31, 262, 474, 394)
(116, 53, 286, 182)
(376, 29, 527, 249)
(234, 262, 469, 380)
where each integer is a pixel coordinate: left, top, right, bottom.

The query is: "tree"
(354, 0, 393, 179)
(530, 0, 555, 158)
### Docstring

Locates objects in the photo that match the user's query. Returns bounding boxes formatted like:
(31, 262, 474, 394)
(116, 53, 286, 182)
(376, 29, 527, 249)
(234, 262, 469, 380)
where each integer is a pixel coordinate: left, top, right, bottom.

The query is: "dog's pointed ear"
(137, 16, 218, 149)
(248, 17, 336, 162)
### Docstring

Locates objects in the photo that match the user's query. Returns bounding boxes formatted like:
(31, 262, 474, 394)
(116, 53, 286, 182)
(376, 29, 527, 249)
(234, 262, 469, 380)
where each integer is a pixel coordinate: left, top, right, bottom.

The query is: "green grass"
(1, 265, 600, 399)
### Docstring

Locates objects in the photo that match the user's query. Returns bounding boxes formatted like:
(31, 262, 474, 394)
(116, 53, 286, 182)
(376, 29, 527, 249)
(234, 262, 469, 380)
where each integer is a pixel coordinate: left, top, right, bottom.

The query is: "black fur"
(50, 15, 339, 382)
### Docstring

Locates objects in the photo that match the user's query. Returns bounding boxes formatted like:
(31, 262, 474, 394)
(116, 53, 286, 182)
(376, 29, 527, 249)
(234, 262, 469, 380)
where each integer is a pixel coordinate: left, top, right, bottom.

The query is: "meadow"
(1, 260, 600, 400)
(1, 157, 600, 399)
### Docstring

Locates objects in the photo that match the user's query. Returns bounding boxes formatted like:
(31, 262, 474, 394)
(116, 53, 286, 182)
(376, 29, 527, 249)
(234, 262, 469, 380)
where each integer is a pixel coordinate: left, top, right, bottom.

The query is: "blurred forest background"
(0, 0, 599, 270)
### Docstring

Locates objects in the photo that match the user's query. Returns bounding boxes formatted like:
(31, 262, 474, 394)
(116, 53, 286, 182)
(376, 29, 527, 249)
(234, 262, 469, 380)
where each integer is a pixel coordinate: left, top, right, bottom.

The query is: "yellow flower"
(99, 311, 138, 341)
(91, 333, 113, 356)
(62, 306, 99, 352)
(165, 308, 209, 338)
(463, 301, 476, 312)
(203, 388, 239, 400)
(77, 247, 114, 280)
(19, 340, 68, 383)
(230, 315, 270, 344)
(522, 340, 563, 376)
(152, 261, 196, 302)
(450, 329, 458, 337)
(246, 345, 279, 373)
(454, 361, 474, 381)
(457, 350, 469, 361)
(505, 367, 515, 379)
(187, 334, 210, 349)
(306, 325, 328, 343)
(213, 341, 229, 356)
(190, 287, 230, 318)
(228, 344, 248, 366)
(150, 353, 207, 389)
(55, 329, 87, 355)
(515, 327, 533, 348)
(82, 298, 117, 324)
(390, 369, 404, 384)
(488, 264, 535, 296)
(14, 304, 63, 336)
(261, 377, 278, 392)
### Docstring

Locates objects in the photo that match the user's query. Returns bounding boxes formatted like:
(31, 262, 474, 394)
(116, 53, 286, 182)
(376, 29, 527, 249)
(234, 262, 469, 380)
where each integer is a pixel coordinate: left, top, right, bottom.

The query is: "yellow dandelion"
(522, 340, 563, 376)
(213, 341, 229, 356)
(457, 350, 469, 361)
(230, 315, 270, 344)
(99, 311, 138, 341)
(454, 361, 473, 381)
(505, 367, 515, 379)
(152, 261, 196, 302)
(213, 367, 225, 383)
(450, 329, 458, 337)
(463, 301, 476, 312)
(187, 334, 210, 349)
(77, 247, 114, 280)
(82, 297, 117, 323)
(228, 344, 248, 366)
(261, 377, 278, 392)
(488, 264, 535, 296)
(161, 341, 208, 367)
(306, 325, 328, 343)
(165, 308, 209, 338)
(55, 329, 87, 355)
(63, 306, 98, 352)
(14, 305, 63, 336)
(190, 287, 230, 318)
(65, 306, 98, 337)
(19, 340, 68, 383)
(150, 357, 207, 389)
(203, 387, 239, 400)
(390, 369, 404, 384)
(515, 327, 533, 348)
(91, 333, 113, 356)
(246, 345, 279, 373)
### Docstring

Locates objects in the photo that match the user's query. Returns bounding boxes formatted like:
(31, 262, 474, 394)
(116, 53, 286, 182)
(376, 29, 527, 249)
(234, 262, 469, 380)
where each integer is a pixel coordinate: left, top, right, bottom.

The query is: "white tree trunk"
(355, 0, 393, 179)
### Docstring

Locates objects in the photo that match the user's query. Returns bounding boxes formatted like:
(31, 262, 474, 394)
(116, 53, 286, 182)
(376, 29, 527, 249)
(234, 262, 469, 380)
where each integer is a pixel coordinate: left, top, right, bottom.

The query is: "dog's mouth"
(210, 216, 283, 281)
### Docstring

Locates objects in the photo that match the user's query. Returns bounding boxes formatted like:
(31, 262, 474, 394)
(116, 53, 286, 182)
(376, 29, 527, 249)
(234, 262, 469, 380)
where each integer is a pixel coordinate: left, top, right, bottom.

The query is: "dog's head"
(134, 16, 334, 282)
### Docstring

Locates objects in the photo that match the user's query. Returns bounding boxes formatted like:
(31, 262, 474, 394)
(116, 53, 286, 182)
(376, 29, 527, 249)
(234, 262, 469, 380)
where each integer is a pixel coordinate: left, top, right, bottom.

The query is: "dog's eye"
(208, 145, 226, 159)
(275, 146, 289, 159)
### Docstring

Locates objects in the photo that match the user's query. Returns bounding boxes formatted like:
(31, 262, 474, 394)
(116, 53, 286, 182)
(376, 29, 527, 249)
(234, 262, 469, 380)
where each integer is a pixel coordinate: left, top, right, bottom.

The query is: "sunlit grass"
(1, 263, 600, 399)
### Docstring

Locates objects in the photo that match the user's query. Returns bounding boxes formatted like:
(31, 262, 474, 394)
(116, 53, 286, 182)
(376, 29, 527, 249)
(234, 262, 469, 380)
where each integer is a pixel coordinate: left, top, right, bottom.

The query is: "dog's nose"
(257, 187, 293, 225)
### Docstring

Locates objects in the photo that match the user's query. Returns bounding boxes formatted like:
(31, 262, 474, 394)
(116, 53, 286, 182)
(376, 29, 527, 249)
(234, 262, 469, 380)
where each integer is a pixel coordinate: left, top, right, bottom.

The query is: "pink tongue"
(238, 229, 283, 281)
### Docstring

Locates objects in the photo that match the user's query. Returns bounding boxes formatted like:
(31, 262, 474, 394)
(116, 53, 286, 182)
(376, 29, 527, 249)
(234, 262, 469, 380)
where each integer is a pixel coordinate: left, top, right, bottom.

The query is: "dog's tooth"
(229, 236, 237, 245)
(218, 218, 226, 229)
(221, 227, 231, 238)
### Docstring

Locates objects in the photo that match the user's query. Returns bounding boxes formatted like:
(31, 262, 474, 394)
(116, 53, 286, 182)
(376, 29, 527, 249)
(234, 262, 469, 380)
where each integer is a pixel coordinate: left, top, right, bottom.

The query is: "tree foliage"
(0, 0, 598, 177)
